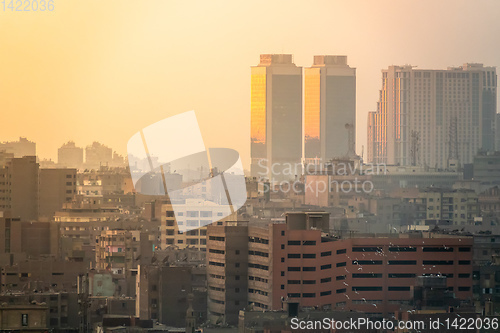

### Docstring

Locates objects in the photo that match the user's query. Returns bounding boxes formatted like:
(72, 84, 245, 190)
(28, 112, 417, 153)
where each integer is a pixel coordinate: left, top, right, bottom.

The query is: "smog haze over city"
(1, 1, 500, 333)
(1, 0, 500, 167)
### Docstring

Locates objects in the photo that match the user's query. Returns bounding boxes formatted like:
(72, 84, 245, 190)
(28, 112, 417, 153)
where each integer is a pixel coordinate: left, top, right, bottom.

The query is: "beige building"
(95, 229, 140, 276)
(0, 304, 48, 332)
(409, 188, 480, 226)
(85, 142, 113, 170)
(0, 154, 39, 221)
(0, 137, 36, 158)
(39, 168, 77, 219)
(1, 259, 87, 292)
(58, 141, 84, 168)
(160, 198, 237, 251)
(368, 63, 497, 168)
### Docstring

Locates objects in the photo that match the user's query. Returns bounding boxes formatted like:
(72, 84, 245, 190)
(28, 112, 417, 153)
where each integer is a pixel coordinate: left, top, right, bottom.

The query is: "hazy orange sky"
(1, 0, 499, 168)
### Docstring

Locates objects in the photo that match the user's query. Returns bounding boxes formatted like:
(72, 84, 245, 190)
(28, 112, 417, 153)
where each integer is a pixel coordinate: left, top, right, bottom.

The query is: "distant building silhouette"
(0, 137, 35, 158)
(58, 141, 83, 168)
(85, 142, 112, 169)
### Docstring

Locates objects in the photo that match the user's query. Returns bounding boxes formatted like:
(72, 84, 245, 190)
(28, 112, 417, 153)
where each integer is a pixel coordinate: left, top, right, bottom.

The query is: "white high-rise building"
(368, 63, 497, 168)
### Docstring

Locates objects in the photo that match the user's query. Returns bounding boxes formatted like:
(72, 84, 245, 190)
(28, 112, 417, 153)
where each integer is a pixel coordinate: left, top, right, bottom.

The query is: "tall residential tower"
(368, 63, 497, 168)
(251, 54, 302, 180)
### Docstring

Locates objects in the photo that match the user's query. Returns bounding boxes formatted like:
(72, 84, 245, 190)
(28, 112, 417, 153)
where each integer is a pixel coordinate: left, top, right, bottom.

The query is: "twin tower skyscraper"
(250, 54, 356, 180)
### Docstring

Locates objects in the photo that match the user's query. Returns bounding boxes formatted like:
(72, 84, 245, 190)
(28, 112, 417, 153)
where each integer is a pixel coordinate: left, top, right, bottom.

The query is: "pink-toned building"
(207, 212, 473, 324)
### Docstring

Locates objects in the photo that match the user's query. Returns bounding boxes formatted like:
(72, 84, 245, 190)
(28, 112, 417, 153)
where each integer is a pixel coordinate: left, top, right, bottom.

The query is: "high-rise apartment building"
(368, 64, 497, 168)
(39, 168, 77, 219)
(58, 141, 84, 168)
(251, 54, 302, 180)
(304, 56, 356, 163)
(0, 155, 39, 221)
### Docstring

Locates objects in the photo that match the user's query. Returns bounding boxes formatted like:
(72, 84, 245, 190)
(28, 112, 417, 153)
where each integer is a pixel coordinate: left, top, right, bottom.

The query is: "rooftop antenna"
(410, 130, 420, 166)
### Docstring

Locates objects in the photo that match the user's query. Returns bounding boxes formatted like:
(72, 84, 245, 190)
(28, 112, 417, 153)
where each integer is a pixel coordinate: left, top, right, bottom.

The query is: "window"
(423, 260, 453, 265)
(320, 291, 332, 296)
(281, 231, 285, 236)
(303, 280, 316, 285)
(321, 264, 332, 270)
(288, 267, 300, 272)
(352, 247, 381, 252)
(321, 277, 332, 283)
(303, 253, 316, 259)
(336, 262, 346, 267)
(389, 273, 416, 278)
(288, 254, 300, 259)
(336, 288, 346, 294)
(21, 314, 28, 326)
(187, 220, 199, 227)
(388, 260, 416, 265)
(423, 247, 453, 252)
(336, 249, 346, 254)
(353, 273, 382, 278)
(303, 293, 315, 298)
(302, 267, 316, 272)
(208, 261, 224, 267)
(354, 260, 383, 265)
(388, 286, 410, 291)
(459, 260, 471, 265)
(288, 280, 300, 284)
(281, 257, 284, 262)
(248, 263, 268, 270)
(281, 244, 285, 249)
(352, 286, 383, 291)
(321, 251, 332, 257)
